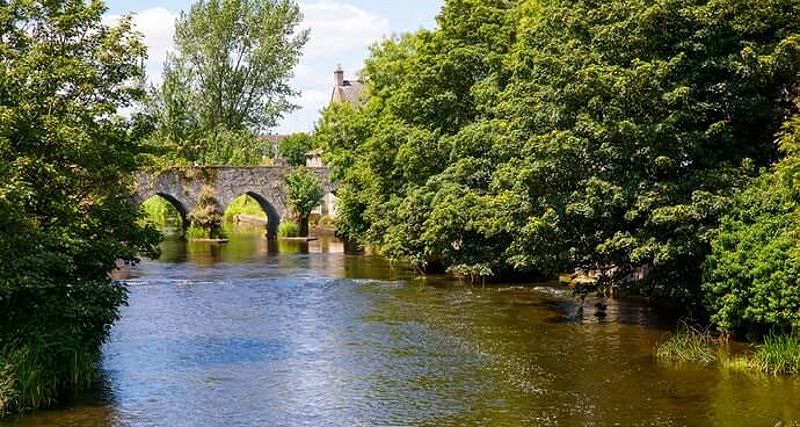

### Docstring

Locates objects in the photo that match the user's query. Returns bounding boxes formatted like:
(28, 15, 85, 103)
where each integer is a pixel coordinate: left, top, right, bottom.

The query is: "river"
(4, 232, 800, 426)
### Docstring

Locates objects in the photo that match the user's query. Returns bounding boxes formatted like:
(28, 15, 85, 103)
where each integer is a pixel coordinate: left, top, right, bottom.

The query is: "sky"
(105, 0, 444, 134)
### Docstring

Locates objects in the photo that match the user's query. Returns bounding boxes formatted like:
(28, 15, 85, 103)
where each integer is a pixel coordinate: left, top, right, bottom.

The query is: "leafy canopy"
(279, 132, 315, 167)
(318, 0, 800, 300)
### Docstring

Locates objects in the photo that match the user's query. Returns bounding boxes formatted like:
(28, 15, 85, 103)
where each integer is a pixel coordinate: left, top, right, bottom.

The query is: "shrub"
(278, 221, 300, 238)
(703, 119, 800, 335)
(315, 215, 335, 229)
(188, 186, 223, 239)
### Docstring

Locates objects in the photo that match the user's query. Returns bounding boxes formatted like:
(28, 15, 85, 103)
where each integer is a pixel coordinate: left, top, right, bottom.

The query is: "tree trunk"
(299, 214, 310, 237)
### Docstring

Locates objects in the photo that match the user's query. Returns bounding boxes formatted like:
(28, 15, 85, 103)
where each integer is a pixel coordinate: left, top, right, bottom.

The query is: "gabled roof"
(331, 79, 365, 106)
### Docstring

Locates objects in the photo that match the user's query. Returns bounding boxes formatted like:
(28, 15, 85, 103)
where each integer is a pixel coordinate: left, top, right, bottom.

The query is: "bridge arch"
(222, 192, 282, 239)
(138, 192, 191, 232)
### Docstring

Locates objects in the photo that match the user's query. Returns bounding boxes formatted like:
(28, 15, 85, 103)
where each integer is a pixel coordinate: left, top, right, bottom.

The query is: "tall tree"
(319, 0, 800, 300)
(0, 0, 160, 414)
(150, 0, 308, 165)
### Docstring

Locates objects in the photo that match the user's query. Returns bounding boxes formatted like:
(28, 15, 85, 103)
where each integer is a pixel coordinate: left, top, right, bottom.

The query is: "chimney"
(334, 64, 344, 87)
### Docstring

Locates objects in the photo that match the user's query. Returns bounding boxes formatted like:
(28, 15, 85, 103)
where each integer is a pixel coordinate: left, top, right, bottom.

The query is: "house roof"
(331, 79, 365, 106)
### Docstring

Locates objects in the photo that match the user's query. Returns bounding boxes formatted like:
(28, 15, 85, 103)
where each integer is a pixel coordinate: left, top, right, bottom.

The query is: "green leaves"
(703, 118, 800, 335)
(146, 0, 308, 166)
(279, 133, 315, 167)
(0, 0, 160, 413)
(318, 0, 800, 302)
(284, 168, 324, 237)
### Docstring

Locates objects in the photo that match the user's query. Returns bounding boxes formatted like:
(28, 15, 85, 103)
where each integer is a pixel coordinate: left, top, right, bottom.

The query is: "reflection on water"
(5, 232, 800, 426)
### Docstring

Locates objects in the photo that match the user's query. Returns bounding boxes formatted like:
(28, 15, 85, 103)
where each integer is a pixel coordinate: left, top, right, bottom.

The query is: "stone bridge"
(133, 167, 336, 238)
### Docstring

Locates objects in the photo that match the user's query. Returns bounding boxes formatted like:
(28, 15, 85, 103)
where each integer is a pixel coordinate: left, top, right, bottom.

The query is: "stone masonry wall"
(133, 166, 335, 238)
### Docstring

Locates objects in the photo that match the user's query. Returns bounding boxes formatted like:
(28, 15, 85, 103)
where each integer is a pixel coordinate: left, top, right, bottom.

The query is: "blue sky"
(105, 0, 443, 134)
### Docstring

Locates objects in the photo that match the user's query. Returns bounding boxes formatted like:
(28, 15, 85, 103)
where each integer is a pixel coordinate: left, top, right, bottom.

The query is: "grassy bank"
(656, 326, 800, 375)
(140, 197, 182, 229)
(223, 196, 267, 224)
(0, 341, 99, 416)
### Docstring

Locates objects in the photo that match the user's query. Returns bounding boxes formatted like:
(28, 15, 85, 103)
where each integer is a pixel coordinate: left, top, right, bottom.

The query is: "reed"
(656, 323, 718, 364)
(0, 335, 99, 417)
(752, 333, 800, 375)
(278, 221, 300, 238)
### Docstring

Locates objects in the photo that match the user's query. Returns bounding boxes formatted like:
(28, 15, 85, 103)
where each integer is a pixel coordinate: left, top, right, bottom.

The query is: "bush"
(188, 186, 224, 239)
(278, 221, 300, 238)
(314, 215, 335, 229)
(703, 119, 800, 336)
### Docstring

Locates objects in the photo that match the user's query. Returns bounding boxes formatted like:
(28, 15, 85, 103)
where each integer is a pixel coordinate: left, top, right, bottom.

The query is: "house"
(330, 64, 365, 106)
(304, 66, 366, 221)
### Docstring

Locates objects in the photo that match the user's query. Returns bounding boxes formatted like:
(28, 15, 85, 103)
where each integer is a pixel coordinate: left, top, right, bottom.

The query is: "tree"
(703, 117, 800, 336)
(0, 0, 160, 415)
(279, 132, 315, 166)
(487, 0, 800, 297)
(284, 169, 324, 237)
(149, 0, 309, 165)
(315, 0, 520, 269)
(319, 0, 800, 300)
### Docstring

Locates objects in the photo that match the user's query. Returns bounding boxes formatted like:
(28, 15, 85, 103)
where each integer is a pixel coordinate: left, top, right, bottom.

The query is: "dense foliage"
(703, 118, 800, 335)
(146, 0, 308, 166)
(284, 168, 324, 237)
(188, 186, 225, 239)
(279, 133, 315, 167)
(0, 0, 159, 414)
(318, 0, 800, 305)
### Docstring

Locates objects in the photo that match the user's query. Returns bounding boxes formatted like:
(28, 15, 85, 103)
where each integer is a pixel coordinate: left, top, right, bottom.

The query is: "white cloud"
(135, 8, 180, 84)
(299, 0, 390, 60)
(280, 1, 391, 133)
(105, 7, 179, 86)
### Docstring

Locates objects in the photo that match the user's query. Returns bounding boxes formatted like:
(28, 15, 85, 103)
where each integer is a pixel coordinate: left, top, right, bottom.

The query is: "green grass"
(1, 336, 99, 417)
(186, 225, 227, 240)
(140, 196, 181, 228)
(656, 323, 800, 376)
(656, 324, 718, 364)
(752, 334, 800, 375)
(223, 195, 267, 223)
(278, 221, 300, 238)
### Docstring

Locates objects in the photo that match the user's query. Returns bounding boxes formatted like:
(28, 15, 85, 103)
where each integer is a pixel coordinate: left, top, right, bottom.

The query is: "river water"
(5, 232, 800, 426)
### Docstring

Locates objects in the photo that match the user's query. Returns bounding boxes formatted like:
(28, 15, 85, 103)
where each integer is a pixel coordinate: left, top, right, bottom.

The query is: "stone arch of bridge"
(223, 191, 282, 239)
(142, 192, 190, 232)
